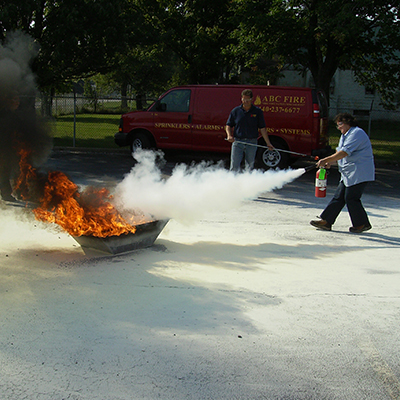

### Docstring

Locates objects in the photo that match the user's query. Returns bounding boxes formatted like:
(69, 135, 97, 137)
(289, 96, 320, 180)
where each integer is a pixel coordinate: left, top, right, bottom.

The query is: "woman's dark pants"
(320, 181, 370, 227)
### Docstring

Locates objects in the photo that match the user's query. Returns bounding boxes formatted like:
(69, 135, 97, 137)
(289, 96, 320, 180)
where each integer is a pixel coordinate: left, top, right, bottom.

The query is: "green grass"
(328, 120, 400, 163)
(52, 113, 400, 163)
(52, 114, 121, 148)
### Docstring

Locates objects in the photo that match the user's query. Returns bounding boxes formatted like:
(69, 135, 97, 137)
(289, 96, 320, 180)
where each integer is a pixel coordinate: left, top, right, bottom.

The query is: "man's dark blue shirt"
(226, 104, 266, 139)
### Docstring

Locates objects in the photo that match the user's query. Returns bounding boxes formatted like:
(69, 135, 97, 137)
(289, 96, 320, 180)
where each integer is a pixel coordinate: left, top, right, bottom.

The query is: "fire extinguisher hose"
(304, 164, 317, 172)
(227, 139, 319, 160)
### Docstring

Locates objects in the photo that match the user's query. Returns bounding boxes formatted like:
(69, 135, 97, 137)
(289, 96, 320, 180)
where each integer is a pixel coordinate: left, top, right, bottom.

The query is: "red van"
(115, 85, 330, 169)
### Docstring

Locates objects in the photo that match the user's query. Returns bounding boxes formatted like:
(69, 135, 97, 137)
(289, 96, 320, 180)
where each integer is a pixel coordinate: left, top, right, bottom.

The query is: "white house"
(276, 68, 399, 121)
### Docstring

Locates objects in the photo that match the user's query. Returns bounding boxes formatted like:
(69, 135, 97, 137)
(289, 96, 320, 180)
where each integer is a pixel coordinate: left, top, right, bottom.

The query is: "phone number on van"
(260, 106, 302, 114)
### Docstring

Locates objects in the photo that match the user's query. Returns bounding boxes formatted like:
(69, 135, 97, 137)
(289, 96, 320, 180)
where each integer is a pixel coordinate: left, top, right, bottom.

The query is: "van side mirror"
(155, 100, 167, 111)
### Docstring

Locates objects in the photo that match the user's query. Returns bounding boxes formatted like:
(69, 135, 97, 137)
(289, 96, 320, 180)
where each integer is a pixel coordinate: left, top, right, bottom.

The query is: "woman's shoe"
(310, 219, 332, 231)
(349, 224, 372, 233)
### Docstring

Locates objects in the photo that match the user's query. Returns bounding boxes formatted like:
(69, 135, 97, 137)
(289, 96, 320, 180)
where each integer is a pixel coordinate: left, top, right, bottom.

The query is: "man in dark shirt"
(226, 89, 273, 171)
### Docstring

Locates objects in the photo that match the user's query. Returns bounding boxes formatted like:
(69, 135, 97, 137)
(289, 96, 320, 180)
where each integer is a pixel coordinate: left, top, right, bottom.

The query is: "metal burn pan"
(72, 219, 169, 254)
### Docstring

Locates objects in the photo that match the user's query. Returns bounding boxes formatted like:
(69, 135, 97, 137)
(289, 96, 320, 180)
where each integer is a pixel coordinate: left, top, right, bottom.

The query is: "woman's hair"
(334, 113, 357, 127)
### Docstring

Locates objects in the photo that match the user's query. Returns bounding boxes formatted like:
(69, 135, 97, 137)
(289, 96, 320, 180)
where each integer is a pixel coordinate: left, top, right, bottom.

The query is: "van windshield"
(159, 89, 191, 112)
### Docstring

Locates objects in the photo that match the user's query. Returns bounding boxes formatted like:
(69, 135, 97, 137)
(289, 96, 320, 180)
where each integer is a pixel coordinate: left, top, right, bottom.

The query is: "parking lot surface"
(1, 148, 399, 399)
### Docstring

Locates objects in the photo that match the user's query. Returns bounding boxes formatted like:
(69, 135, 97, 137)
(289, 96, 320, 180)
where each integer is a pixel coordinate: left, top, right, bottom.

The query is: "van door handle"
(188, 114, 192, 123)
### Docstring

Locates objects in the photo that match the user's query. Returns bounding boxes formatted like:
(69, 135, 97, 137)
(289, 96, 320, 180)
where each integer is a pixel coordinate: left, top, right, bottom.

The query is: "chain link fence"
(36, 94, 155, 149)
(37, 94, 400, 164)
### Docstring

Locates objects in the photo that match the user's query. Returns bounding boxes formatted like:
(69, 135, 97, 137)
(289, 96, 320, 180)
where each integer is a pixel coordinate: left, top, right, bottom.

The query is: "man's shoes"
(310, 219, 332, 231)
(349, 224, 372, 233)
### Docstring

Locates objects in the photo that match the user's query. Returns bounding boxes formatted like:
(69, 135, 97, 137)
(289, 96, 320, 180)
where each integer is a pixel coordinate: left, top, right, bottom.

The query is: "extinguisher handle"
(320, 168, 329, 176)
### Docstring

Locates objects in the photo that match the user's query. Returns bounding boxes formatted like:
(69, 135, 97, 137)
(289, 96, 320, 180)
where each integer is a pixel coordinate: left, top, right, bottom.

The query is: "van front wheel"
(130, 132, 152, 153)
(256, 141, 289, 170)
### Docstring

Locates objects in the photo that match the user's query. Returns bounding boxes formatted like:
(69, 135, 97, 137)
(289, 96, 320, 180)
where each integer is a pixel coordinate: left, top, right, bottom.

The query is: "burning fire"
(14, 148, 145, 237)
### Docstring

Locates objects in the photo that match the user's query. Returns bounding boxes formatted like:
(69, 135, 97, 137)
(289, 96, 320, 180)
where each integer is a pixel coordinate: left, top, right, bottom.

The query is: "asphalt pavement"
(1, 147, 400, 400)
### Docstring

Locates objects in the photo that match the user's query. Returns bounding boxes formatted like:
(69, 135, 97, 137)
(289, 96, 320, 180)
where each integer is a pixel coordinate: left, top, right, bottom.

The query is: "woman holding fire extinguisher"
(310, 113, 375, 233)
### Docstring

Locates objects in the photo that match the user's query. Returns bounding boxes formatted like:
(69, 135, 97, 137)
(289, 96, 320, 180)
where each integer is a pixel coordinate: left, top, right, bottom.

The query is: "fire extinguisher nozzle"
(304, 164, 317, 172)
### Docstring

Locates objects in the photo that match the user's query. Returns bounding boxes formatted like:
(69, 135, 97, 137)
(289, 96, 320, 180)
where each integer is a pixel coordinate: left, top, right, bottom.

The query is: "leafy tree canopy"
(1, 0, 136, 91)
(135, 0, 236, 83)
(230, 0, 400, 107)
(1, 0, 399, 109)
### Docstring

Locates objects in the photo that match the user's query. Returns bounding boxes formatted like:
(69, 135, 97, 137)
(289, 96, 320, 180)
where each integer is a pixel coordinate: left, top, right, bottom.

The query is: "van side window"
(160, 89, 191, 112)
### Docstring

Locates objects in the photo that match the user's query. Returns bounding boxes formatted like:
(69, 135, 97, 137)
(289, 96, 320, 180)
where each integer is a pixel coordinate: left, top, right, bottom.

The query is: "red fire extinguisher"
(315, 168, 327, 197)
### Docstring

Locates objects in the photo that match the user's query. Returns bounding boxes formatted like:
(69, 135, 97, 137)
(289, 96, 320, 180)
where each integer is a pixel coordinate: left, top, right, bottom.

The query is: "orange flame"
(14, 147, 145, 238)
(14, 148, 37, 201)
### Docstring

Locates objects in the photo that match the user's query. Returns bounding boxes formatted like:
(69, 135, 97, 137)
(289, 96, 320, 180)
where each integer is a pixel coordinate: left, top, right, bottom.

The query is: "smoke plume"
(114, 150, 305, 223)
(0, 31, 53, 201)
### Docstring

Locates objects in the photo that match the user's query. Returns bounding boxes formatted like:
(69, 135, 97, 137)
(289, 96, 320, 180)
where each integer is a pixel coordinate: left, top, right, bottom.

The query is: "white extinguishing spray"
(315, 168, 327, 197)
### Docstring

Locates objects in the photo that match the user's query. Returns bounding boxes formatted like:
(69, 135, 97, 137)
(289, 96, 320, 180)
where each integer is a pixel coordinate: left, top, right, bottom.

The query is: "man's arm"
(260, 128, 274, 150)
(226, 125, 235, 143)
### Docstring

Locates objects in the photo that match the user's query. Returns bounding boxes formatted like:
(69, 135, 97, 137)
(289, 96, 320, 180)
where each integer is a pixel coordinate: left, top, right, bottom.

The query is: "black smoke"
(0, 31, 53, 201)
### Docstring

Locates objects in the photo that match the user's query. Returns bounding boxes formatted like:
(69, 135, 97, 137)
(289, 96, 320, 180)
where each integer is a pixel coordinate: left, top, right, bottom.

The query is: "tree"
(230, 0, 400, 107)
(1, 0, 133, 92)
(111, 45, 177, 110)
(135, 0, 237, 84)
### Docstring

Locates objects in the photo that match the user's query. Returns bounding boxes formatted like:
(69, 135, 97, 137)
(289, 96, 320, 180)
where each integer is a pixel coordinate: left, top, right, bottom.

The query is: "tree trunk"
(308, 49, 338, 107)
(136, 93, 145, 110)
(40, 89, 53, 117)
(313, 73, 332, 106)
(121, 81, 128, 110)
